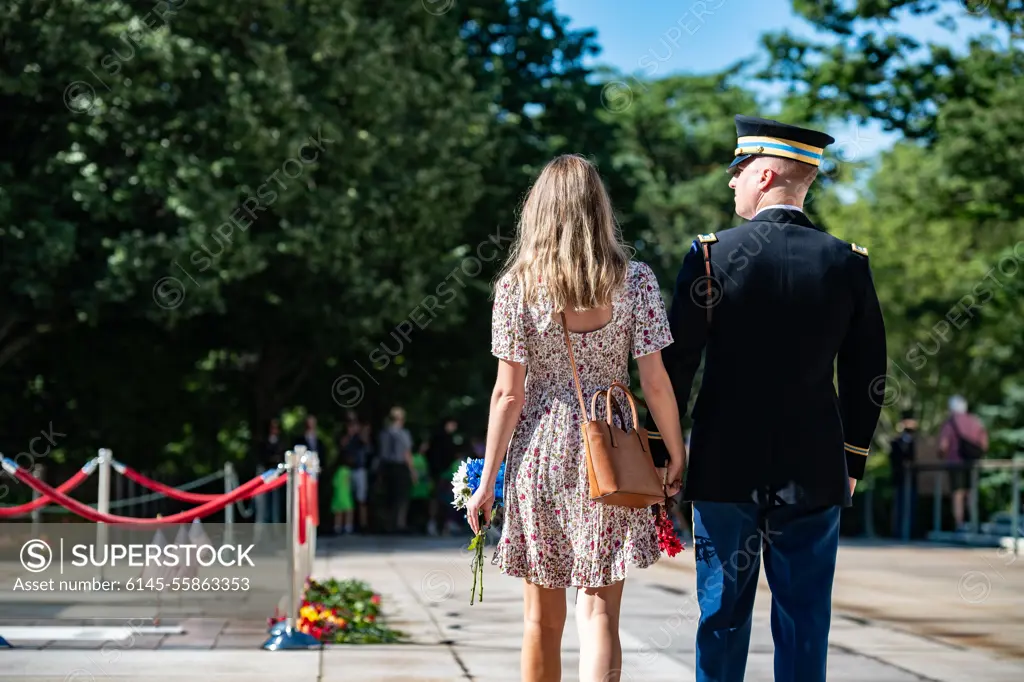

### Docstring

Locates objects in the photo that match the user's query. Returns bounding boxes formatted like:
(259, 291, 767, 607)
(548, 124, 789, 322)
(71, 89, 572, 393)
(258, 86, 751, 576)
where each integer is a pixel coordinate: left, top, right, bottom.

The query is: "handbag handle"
(591, 389, 627, 428)
(606, 382, 641, 442)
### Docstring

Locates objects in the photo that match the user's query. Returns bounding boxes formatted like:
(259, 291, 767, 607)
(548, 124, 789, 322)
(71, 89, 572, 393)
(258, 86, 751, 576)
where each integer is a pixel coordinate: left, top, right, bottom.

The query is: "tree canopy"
(1, 0, 1021, 497)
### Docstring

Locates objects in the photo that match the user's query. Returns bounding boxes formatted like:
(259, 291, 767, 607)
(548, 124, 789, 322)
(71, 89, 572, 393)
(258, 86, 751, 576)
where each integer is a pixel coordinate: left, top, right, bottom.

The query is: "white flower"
(451, 460, 471, 510)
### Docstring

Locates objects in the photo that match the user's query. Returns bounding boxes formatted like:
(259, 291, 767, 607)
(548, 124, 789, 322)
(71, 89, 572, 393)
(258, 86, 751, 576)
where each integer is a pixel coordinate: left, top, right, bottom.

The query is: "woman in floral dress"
(466, 154, 687, 682)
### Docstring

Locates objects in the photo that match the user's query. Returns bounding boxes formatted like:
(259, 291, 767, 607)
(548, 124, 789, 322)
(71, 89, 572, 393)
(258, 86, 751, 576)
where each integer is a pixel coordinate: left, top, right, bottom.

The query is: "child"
(332, 453, 355, 535)
(409, 443, 433, 533)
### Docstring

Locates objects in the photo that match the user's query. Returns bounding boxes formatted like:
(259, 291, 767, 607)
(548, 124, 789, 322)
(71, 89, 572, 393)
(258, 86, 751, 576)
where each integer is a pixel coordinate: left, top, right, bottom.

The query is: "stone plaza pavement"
(2, 533, 1023, 681)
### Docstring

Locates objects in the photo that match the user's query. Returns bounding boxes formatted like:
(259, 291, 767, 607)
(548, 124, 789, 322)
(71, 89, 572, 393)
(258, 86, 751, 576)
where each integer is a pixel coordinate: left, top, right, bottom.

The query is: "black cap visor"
(727, 153, 752, 175)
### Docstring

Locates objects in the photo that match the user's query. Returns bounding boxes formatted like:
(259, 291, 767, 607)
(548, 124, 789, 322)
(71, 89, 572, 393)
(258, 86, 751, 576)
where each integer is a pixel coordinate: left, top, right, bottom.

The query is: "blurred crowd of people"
(255, 391, 994, 540)
(260, 408, 484, 536)
(887, 394, 990, 536)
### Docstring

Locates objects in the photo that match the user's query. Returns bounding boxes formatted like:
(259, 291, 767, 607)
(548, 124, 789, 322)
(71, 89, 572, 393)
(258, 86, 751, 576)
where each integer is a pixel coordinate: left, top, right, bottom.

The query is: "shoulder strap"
(694, 235, 716, 324)
(949, 415, 962, 439)
(701, 241, 713, 324)
(560, 312, 590, 420)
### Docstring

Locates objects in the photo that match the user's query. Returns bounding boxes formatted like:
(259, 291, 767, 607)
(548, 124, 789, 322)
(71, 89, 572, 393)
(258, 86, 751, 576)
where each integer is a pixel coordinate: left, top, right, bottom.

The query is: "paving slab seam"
(833, 610, 973, 656)
(834, 600, 1024, 660)
(827, 643, 943, 682)
(837, 600, 1024, 661)
(387, 553, 473, 681)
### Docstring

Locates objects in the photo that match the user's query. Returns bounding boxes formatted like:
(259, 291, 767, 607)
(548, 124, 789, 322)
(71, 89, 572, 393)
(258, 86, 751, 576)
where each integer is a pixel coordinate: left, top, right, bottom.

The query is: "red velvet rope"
(119, 465, 224, 503)
(0, 468, 91, 518)
(10, 465, 285, 525)
(297, 471, 308, 545)
(309, 476, 319, 527)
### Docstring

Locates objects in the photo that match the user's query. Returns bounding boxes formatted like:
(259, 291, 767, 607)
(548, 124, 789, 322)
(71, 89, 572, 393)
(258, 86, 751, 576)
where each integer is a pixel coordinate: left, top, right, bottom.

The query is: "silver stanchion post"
(224, 462, 235, 547)
(97, 449, 112, 581)
(262, 449, 319, 650)
(307, 451, 319, 574)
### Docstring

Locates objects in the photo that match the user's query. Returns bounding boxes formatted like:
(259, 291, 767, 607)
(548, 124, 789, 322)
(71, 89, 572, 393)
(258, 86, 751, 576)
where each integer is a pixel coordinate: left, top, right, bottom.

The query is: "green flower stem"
(468, 508, 497, 605)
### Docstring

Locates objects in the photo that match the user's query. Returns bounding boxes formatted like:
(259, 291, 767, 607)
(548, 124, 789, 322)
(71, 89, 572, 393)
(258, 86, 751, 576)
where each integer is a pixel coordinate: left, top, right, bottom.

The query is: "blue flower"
(464, 458, 505, 506)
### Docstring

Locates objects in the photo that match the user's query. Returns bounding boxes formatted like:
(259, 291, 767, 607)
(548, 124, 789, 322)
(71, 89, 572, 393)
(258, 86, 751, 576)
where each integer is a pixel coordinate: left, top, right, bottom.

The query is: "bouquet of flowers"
(266, 578, 402, 644)
(451, 458, 505, 604)
(655, 499, 685, 557)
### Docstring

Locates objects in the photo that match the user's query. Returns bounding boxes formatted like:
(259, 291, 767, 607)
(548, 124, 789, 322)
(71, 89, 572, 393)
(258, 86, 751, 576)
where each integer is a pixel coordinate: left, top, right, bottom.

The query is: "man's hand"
(849, 477, 857, 496)
(666, 457, 685, 497)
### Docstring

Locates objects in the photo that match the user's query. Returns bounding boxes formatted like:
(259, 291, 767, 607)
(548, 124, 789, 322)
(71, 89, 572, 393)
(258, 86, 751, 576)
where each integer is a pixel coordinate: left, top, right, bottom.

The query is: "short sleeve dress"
(490, 261, 673, 588)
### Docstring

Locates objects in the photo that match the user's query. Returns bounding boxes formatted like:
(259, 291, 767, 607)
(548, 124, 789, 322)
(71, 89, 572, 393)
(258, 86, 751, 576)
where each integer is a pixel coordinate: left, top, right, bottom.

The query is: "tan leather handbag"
(560, 313, 667, 509)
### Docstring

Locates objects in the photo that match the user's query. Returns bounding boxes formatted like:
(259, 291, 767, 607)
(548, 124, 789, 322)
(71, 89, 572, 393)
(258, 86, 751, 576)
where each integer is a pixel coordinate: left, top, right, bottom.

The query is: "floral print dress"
(490, 261, 673, 588)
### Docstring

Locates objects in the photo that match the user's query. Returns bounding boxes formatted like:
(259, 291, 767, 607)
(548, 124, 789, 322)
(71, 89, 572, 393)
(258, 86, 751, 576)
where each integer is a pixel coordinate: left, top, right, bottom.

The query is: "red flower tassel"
(656, 505, 684, 557)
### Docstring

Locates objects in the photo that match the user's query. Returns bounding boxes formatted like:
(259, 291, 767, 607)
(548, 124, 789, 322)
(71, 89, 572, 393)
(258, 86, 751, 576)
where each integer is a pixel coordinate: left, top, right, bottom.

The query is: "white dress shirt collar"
(755, 204, 803, 215)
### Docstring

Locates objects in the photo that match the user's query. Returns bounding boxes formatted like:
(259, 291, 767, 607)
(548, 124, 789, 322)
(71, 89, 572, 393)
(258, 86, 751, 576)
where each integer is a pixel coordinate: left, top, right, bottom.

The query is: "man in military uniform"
(646, 115, 887, 682)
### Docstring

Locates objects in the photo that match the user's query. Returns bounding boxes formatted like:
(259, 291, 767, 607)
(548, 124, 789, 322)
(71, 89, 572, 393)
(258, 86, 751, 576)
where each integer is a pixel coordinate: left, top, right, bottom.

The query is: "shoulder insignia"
(851, 243, 869, 257)
(697, 233, 718, 244)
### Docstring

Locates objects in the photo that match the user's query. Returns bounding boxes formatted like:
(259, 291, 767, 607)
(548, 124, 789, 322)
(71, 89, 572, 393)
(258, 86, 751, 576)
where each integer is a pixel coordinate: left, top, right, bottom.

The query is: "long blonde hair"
(499, 154, 631, 312)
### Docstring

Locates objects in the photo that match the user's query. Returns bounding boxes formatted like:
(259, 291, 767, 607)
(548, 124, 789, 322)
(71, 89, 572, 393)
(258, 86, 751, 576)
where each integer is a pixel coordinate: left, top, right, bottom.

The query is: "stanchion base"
(0, 635, 11, 648)
(262, 628, 320, 651)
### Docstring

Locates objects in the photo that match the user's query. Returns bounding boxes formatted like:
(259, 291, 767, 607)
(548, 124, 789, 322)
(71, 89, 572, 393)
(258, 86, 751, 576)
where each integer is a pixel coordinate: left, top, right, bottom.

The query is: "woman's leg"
(576, 579, 625, 682)
(522, 581, 567, 682)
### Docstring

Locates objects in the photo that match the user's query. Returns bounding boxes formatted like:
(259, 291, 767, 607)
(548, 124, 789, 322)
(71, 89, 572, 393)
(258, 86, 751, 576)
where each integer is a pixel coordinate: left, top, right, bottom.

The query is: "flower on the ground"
(273, 578, 403, 644)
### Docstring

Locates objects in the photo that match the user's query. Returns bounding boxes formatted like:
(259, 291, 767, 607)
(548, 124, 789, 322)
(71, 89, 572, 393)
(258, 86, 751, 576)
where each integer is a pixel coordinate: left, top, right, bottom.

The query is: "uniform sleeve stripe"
(844, 443, 870, 455)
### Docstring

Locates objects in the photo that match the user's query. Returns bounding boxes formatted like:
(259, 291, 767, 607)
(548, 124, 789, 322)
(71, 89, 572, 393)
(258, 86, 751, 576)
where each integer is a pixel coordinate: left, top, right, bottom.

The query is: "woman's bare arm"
(637, 351, 685, 467)
(481, 359, 527, 486)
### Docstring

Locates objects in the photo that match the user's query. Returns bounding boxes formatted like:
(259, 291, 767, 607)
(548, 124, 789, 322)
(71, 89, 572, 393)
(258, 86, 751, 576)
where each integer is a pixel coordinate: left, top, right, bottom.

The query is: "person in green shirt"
(331, 452, 355, 535)
(409, 443, 433, 532)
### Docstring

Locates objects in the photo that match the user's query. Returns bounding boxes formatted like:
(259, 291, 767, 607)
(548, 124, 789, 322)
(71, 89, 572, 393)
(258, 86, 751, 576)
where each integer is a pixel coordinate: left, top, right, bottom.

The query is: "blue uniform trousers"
(692, 501, 841, 682)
